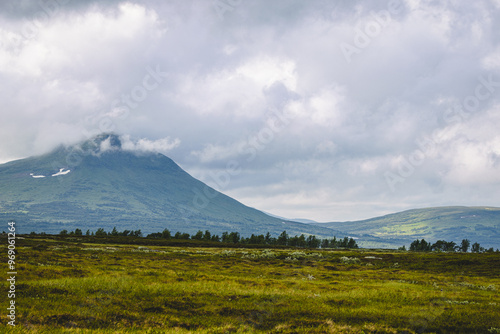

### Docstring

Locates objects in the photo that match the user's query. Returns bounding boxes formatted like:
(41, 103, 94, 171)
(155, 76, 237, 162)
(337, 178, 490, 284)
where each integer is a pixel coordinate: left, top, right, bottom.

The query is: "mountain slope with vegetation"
(0, 134, 348, 239)
(315, 206, 500, 249)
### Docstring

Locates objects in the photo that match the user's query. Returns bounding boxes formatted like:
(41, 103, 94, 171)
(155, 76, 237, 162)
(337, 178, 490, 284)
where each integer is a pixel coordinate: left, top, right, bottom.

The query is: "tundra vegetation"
(1, 232, 499, 333)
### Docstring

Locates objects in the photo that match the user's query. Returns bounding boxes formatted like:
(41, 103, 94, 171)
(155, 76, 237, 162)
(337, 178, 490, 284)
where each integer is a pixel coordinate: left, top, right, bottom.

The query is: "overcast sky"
(1, 0, 500, 222)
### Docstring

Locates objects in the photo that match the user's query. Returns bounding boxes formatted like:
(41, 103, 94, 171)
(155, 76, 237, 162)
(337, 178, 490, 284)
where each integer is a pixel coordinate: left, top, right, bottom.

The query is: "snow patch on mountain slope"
(52, 168, 71, 176)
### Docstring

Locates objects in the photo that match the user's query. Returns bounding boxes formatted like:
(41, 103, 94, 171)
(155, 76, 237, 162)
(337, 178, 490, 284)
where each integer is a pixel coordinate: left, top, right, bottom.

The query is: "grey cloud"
(1, 0, 500, 221)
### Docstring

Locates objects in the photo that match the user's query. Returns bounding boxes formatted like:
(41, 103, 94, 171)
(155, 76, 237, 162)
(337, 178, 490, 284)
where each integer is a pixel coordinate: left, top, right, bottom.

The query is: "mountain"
(5, 134, 494, 248)
(314, 206, 500, 249)
(263, 212, 319, 224)
(0, 133, 347, 238)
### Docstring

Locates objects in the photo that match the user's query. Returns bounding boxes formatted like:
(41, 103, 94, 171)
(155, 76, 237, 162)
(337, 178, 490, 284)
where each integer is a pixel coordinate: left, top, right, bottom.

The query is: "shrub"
(340, 256, 360, 264)
(241, 249, 276, 259)
(289, 251, 307, 258)
(220, 250, 236, 257)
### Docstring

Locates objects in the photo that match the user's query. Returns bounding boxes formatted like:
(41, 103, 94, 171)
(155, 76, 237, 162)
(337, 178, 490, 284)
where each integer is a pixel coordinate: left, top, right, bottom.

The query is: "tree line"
(57, 227, 143, 237)
(406, 238, 498, 253)
(54, 228, 358, 249)
(148, 229, 358, 249)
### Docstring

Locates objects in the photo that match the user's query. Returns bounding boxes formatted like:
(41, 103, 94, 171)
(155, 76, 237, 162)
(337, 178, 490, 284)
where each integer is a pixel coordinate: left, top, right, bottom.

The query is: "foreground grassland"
(1, 236, 500, 333)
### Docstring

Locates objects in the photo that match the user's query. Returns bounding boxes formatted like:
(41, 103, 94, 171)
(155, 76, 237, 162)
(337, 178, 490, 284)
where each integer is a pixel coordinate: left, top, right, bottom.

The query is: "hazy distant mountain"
(263, 212, 319, 224)
(314, 207, 500, 249)
(0, 133, 347, 238)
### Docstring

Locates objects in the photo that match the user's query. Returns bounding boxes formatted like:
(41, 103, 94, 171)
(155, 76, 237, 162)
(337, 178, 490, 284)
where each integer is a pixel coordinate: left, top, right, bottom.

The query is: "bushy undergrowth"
(340, 256, 361, 264)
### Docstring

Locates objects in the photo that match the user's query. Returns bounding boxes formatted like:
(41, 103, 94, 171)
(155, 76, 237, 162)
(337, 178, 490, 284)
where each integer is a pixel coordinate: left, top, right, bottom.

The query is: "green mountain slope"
(0, 134, 347, 238)
(315, 207, 500, 249)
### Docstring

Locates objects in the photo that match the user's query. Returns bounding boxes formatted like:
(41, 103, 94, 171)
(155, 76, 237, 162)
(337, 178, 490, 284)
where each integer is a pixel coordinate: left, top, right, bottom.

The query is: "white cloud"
(190, 142, 244, 163)
(1, 3, 162, 78)
(120, 135, 181, 154)
(444, 138, 500, 185)
(170, 56, 298, 118)
(236, 56, 297, 91)
(482, 47, 500, 70)
(99, 136, 116, 153)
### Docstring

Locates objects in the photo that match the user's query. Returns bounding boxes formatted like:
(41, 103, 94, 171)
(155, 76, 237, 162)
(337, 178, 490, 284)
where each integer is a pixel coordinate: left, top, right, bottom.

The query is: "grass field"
(2, 235, 500, 333)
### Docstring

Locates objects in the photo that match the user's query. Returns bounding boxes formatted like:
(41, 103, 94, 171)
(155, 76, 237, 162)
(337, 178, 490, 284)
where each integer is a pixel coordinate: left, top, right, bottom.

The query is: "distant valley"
(314, 206, 500, 249)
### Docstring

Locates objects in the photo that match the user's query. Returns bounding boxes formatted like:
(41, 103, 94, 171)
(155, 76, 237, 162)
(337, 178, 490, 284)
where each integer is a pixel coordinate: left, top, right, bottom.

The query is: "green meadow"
(2, 235, 500, 333)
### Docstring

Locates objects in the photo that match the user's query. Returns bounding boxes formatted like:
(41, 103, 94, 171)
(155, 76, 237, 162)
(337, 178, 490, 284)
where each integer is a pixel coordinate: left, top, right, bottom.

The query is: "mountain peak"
(78, 133, 122, 155)
(94, 133, 122, 147)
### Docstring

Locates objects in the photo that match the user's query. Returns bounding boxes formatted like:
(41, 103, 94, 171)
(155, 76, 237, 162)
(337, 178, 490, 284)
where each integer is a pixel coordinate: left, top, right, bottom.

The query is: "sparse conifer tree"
(192, 230, 203, 240)
(339, 237, 349, 248)
(410, 239, 431, 252)
(229, 232, 240, 244)
(297, 234, 307, 248)
(331, 236, 338, 248)
(348, 238, 358, 249)
(307, 235, 320, 248)
(95, 228, 107, 237)
(265, 232, 272, 245)
(460, 239, 470, 252)
(277, 231, 289, 246)
(471, 242, 481, 253)
(161, 229, 171, 239)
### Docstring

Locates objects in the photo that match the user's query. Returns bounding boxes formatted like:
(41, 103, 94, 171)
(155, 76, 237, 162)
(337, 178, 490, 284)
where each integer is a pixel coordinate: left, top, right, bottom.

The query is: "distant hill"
(0, 133, 348, 239)
(314, 207, 500, 249)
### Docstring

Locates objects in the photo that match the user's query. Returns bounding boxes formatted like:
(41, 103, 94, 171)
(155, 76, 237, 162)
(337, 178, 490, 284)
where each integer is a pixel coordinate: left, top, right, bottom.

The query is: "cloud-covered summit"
(1, 0, 499, 221)
(68, 133, 181, 158)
